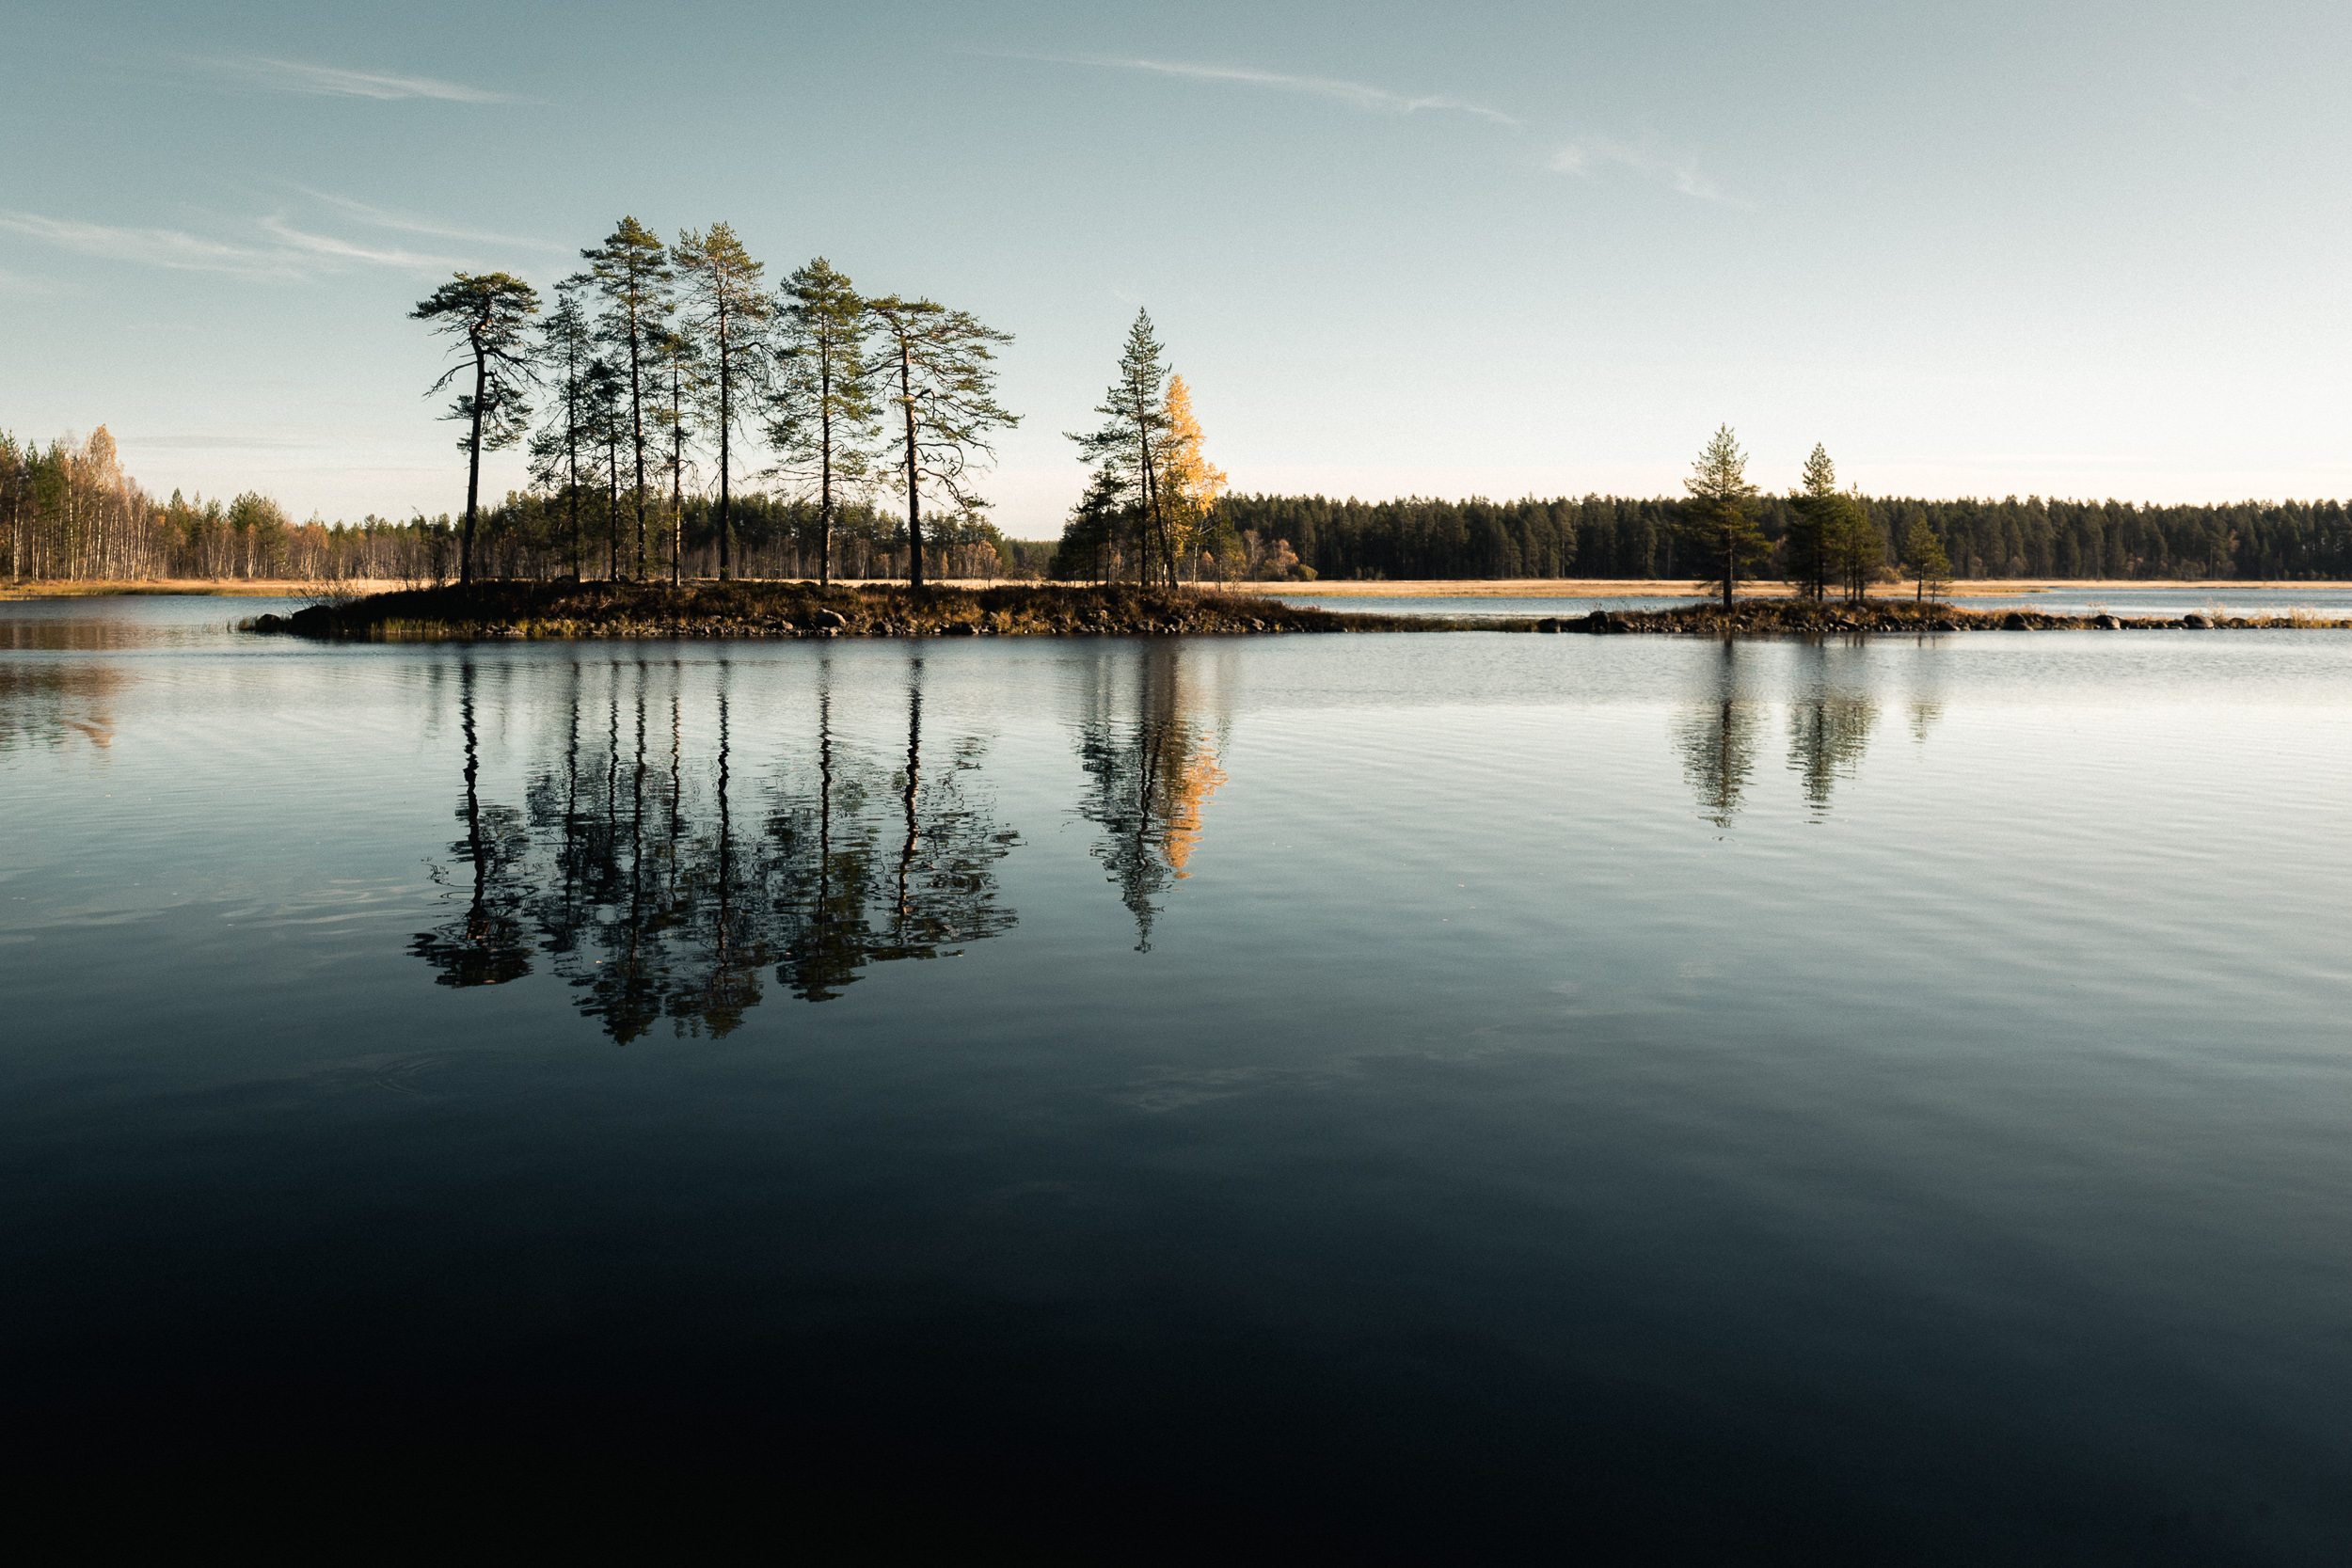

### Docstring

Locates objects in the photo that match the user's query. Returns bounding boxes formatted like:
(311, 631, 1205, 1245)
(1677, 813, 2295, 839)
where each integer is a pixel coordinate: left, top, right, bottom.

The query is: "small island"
(245, 580, 2352, 641)
(244, 579, 1457, 640)
(1544, 599, 2352, 634)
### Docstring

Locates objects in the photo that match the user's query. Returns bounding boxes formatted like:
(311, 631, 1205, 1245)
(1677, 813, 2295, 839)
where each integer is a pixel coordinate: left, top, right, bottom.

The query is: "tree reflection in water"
(413, 656, 1018, 1040)
(1074, 641, 1229, 951)
(1786, 644, 1880, 817)
(1677, 643, 1761, 830)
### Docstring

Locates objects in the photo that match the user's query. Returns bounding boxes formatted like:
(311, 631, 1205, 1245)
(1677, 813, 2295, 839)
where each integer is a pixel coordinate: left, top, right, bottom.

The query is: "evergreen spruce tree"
(1786, 443, 1837, 599)
(768, 258, 878, 587)
(581, 217, 673, 580)
(410, 272, 540, 585)
(1826, 488, 1886, 603)
(1899, 512, 1953, 604)
(1071, 310, 1173, 585)
(1681, 424, 1766, 610)
(675, 224, 772, 581)
(865, 295, 1017, 589)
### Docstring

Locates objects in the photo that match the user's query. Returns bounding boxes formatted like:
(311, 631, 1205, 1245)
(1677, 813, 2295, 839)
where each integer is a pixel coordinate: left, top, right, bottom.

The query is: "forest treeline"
(1209, 490, 2352, 582)
(12, 422, 2351, 585)
(0, 426, 1045, 583)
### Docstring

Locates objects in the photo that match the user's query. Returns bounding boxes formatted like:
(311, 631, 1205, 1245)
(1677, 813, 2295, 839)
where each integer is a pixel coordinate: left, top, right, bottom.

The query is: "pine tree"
(674, 224, 772, 581)
(411, 272, 540, 585)
(1786, 443, 1837, 599)
(1681, 424, 1766, 610)
(1052, 467, 1130, 582)
(865, 295, 1017, 589)
(652, 324, 701, 584)
(529, 277, 596, 579)
(1826, 488, 1885, 603)
(581, 217, 673, 580)
(768, 258, 878, 587)
(1899, 512, 1953, 604)
(584, 356, 627, 582)
(1071, 310, 1173, 585)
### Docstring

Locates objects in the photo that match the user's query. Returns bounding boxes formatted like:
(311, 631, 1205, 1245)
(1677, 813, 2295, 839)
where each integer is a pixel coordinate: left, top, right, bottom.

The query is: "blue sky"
(6, 2, 2348, 532)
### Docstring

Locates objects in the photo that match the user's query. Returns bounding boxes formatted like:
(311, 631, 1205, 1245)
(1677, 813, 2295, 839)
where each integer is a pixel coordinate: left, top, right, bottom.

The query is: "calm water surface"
(1270, 586, 2352, 620)
(7, 596, 2351, 1561)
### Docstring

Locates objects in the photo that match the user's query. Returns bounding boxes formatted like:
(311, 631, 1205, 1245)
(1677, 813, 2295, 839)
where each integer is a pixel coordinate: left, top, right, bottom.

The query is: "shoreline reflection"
(413, 657, 1019, 1039)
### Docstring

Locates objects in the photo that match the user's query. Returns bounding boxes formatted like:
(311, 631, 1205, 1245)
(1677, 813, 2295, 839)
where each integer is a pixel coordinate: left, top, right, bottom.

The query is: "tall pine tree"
(675, 223, 771, 581)
(768, 258, 878, 588)
(581, 217, 672, 580)
(529, 277, 596, 579)
(410, 272, 539, 585)
(1682, 424, 1767, 610)
(1786, 443, 1837, 599)
(1071, 310, 1173, 585)
(866, 295, 1017, 589)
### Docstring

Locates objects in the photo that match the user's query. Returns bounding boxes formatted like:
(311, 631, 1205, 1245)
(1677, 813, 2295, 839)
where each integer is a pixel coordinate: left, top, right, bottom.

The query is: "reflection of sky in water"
(6, 598, 2352, 1560)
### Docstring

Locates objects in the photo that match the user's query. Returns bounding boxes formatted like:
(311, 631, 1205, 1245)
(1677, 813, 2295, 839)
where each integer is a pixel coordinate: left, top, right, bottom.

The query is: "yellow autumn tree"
(1154, 375, 1227, 578)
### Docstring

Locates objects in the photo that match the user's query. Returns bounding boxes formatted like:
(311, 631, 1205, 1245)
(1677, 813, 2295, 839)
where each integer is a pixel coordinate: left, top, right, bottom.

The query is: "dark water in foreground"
(7, 597, 2351, 1561)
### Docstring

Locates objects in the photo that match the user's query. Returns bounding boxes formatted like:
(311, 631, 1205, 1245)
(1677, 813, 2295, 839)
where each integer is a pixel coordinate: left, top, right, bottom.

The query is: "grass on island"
(246, 578, 1491, 640)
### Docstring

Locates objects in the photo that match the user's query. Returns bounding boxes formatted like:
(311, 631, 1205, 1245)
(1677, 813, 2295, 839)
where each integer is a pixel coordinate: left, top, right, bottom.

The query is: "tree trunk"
(462, 338, 486, 585)
(818, 356, 834, 588)
(565, 378, 581, 579)
(1720, 521, 1732, 610)
(1136, 398, 1166, 588)
(629, 308, 646, 582)
(717, 334, 732, 581)
(900, 343, 924, 590)
(669, 360, 684, 588)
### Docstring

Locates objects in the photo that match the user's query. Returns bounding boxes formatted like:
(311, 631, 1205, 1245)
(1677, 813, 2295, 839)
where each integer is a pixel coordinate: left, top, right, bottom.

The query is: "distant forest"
(1215, 492, 2352, 583)
(10, 427, 2352, 587)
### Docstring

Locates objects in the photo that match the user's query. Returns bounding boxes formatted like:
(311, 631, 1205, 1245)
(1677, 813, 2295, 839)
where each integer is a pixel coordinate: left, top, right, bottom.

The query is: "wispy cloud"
(1550, 137, 1742, 205)
(0, 211, 308, 280)
(293, 188, 564, 252)
(200, 55, 522, 103)
(0, 208, 464, 281)
(1025, 54, 1520, 126)
(259, 215, 460, 270)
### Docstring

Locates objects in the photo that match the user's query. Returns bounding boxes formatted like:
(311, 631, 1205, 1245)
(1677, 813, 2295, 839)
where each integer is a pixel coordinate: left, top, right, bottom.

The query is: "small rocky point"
(1531, 601, 2347, 635)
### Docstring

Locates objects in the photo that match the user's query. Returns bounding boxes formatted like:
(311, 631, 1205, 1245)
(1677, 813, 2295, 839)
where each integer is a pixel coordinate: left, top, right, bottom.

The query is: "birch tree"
(1155, 373, 1227, 578)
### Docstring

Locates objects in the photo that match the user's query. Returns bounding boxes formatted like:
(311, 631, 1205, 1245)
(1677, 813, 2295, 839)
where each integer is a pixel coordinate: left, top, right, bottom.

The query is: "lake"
(6, 594, 2350, 1561)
